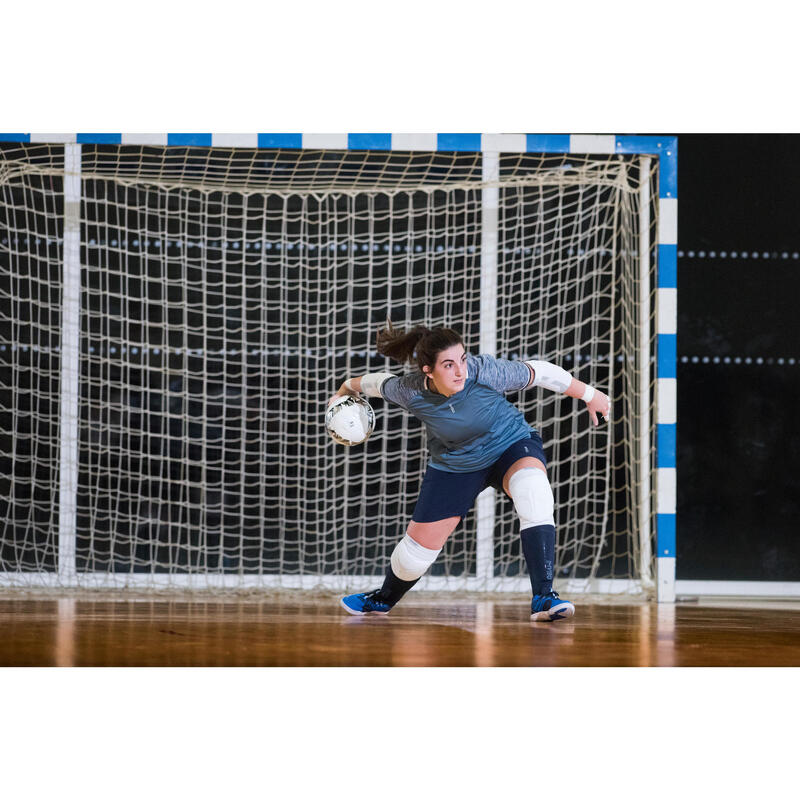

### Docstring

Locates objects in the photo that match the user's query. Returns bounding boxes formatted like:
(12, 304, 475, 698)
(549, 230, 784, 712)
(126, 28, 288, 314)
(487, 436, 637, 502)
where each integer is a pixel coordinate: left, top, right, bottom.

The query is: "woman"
(328, 321, 611, 621)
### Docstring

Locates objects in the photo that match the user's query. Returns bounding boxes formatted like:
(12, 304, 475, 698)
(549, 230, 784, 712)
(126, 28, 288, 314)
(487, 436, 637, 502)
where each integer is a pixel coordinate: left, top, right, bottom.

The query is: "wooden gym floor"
(2, 593, 799, 667)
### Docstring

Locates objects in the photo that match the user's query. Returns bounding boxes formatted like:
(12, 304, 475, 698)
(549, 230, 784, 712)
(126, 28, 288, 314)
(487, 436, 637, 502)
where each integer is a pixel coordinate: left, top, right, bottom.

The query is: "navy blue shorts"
(411, 432, 547, 523)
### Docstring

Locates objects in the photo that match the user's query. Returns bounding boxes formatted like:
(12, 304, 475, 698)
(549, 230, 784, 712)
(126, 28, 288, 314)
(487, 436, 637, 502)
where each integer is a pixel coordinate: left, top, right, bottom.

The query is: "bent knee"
(507, 467, 555, 528)
(390, 534, 441, 582)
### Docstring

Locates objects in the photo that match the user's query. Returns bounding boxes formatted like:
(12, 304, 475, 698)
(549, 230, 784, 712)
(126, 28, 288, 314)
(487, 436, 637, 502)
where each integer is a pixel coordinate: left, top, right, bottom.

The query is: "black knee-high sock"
(520, 524, 555, 595)
(376, 565, 420, 606)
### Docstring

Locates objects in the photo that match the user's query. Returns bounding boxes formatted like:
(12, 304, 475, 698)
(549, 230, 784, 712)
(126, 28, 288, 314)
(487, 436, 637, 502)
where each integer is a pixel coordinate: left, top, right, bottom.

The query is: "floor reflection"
(0, 595, 798, 666)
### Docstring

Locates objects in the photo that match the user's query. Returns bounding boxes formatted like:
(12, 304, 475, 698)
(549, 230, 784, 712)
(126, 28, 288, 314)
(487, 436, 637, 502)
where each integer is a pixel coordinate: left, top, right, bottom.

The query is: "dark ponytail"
(376, 319, 463, 374)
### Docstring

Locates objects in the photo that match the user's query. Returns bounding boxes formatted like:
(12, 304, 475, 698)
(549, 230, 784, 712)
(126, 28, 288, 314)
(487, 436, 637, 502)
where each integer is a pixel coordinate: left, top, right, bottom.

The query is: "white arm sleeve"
(360, 372, 394, 398)
(525, 360, 573, 393)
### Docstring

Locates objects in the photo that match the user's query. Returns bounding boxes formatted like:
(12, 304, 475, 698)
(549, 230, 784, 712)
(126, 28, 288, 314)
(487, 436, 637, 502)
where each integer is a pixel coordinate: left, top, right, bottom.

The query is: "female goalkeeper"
(329, 321, 610, 621)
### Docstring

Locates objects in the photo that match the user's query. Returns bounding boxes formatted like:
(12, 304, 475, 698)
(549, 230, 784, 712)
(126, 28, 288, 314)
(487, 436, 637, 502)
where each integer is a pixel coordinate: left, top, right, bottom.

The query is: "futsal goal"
(0, 134, 677, 599)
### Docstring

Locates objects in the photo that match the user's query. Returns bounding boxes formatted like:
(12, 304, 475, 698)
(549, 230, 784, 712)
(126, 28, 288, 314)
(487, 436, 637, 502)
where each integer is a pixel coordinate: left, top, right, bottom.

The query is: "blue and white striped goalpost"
(0, 132, 678, 600)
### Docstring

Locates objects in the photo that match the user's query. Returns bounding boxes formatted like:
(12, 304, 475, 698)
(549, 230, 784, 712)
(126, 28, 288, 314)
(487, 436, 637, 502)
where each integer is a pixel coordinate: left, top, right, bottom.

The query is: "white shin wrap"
(507, 467, 555, 528)
(390, 534, 441, 582)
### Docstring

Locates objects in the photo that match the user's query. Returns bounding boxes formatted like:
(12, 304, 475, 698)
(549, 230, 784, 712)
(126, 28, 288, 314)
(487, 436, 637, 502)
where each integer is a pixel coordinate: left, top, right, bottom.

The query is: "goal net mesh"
(0, 143, 659, 593)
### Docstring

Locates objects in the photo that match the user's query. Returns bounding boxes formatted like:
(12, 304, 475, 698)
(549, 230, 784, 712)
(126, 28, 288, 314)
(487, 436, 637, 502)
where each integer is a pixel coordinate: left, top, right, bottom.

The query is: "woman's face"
(423, 344, 467, 397)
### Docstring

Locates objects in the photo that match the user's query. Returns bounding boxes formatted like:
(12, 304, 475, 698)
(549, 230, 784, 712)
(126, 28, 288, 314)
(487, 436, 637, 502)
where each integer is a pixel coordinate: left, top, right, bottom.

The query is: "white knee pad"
(390, 534, 441, 582)
(507, 467, 555, 528)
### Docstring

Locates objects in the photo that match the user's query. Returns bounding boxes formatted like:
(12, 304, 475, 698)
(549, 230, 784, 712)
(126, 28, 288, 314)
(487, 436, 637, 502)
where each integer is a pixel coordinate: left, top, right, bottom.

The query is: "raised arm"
(525, 360, 611, 427)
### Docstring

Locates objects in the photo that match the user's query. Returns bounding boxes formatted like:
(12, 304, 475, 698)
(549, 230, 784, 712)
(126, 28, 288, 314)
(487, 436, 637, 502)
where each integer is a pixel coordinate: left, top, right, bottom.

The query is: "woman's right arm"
(327, 373, 394, 407)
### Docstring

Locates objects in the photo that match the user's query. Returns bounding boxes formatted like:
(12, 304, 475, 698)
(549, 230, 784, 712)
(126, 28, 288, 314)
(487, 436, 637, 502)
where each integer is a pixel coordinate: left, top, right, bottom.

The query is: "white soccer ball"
(325, 395, 375, 446)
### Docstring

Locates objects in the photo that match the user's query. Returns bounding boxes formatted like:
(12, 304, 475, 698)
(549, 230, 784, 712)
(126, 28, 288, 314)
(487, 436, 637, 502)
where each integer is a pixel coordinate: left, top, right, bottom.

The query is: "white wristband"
(344, 379, 355, 392)
(581, 385, 596, 403)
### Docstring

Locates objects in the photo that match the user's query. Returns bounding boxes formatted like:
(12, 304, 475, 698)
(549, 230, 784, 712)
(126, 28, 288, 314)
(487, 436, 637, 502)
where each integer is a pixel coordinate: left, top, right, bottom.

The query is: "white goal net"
(0, 142, 659, 593)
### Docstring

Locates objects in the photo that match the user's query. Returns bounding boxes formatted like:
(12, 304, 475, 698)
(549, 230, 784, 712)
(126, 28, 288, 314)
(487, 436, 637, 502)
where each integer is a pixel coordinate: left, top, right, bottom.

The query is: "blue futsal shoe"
(530, 591, 575, 622)
(340, 590, 392, 616)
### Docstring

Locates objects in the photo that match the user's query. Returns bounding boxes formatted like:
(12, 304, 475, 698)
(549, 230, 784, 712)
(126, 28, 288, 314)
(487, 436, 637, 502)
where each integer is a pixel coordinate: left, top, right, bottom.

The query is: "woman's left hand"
(586, 390, 611, 426)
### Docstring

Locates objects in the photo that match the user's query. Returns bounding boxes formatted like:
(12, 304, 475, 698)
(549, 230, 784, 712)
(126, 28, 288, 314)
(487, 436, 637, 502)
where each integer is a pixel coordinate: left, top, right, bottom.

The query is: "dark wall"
(676, 134, 800, 580)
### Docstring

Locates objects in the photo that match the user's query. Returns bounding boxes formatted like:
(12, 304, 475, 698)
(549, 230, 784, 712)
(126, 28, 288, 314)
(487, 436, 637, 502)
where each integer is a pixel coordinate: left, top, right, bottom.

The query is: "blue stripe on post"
(347, 133, 392, 151)
(77, 133, 123, 144)
(657, 514, 676, 557)
(657, 334, 677, 379)
(167, 134, 213, 147)
(614, 135, 670, 153)
(657, 423, 676, 469)
(257, 133, 302, 149)
(614, 135, 678, 197)
(658, 244, 677, 288)
(526, 134, 570, 153)
(0, 133, 31, 142)
(437, 133, 481, 151)
(659, 137, 678, 199)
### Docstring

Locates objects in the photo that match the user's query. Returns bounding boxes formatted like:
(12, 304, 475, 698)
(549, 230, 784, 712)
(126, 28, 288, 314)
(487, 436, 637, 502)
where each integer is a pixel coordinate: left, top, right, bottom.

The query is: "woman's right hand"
(327, 379, 359, 407)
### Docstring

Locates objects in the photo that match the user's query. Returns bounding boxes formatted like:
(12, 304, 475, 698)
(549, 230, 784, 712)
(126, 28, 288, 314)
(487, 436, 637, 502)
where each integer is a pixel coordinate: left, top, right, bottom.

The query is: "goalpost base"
(5, 573, 799, 601)
(0, 572, 648, 596)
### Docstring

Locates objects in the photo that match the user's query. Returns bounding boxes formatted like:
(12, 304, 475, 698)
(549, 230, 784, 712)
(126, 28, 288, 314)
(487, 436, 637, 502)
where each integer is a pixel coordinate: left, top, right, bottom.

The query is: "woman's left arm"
(525, 360, 611, 427)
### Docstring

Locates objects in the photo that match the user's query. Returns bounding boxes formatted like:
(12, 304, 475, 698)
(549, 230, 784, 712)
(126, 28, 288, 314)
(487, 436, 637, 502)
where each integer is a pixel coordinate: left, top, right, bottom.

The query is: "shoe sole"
(531, 602, 575, 622)
(339, 598, 390, 616)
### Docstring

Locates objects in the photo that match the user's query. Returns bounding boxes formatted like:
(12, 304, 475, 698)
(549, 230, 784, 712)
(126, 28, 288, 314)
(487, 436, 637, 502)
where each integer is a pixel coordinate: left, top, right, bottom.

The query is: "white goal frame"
(1, 132, 682, 599)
